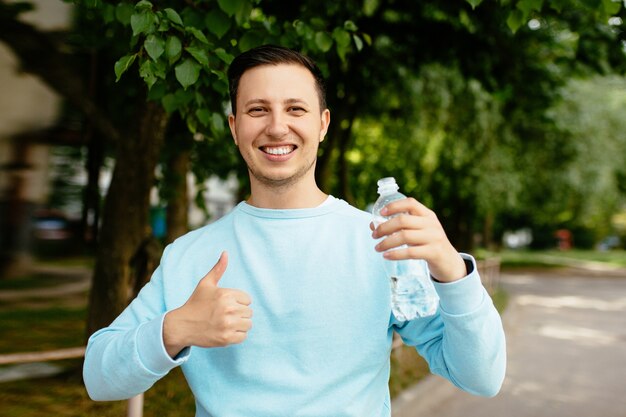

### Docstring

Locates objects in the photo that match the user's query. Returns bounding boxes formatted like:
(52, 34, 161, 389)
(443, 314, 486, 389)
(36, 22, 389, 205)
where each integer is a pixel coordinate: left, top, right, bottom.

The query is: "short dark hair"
(227, 45, 327, 115)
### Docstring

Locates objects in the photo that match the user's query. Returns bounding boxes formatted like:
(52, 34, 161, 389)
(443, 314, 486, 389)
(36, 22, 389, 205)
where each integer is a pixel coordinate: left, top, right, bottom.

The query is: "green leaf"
(315, 32, 333, 52)
(162, 93, 179, 113)
(218, 0, 244, 17)
(144, 34, 165, 61)
(466, 0, 483, 9)
(549, 0, 568, 12)
(175, 88, 195, 105)
(332, 28, 351, 48)
(215, 48, 234, 65)
(139, 60, 157, 89)
(175, 59, 201, 89)
(506, 10, 525, 33)
(293, 20, 306, 36)
(310, 18, 326, 29)
(147, 81, 166, 101)
(186, 46, 210, 66)
(344, 20, 358, 32)
(234, 0, 253, 26)
(186, 115, 198, 134)
(135, 1, 153, 11)
(152, 59, 167, 79)
(206, 9, 232, 38)
(164, 8, 183, 26)
(239, 31, 263, 51)
(187, 27, 209, 45)
(353, 34, 364, 51)
(516, 0, 544, 16)
(601, 0, 621, 14)
(580, 0, 602, 8)
(165, 36, 182, 64)
(114, 54, 137, 81)
(131, 12, 155, 36)
(196, 108, 211, 126)
(211, 112, 225, 133)
(115, 3, 134, 25)
(212, 76, 229, 95)
(362, 33, 372, 46)
(102, 4, 116, 24)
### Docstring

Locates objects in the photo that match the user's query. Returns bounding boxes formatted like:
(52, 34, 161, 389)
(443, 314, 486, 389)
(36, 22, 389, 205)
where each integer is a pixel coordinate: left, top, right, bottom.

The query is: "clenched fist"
(163, 251, 253, 358)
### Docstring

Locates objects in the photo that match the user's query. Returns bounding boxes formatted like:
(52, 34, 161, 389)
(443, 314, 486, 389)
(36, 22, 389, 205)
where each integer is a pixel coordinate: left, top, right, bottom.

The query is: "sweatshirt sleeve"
(394, 253, 506, 397)
(83, 246, 190, 401)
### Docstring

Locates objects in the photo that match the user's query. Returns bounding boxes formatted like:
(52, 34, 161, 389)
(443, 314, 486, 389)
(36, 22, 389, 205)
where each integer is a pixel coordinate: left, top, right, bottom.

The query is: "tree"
(2, 0, 624, 338)
(1, 0, 367, 334)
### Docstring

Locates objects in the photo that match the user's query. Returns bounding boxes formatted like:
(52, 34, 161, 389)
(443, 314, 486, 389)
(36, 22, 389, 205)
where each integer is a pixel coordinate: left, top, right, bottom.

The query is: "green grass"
(0, 273, 82, 291)
(35, 256, 95, 269)
(477, 248, 626, 270)
(538, 249, 626, 266)
(0, 307, 87, 354)
(0, 366, 195, 417)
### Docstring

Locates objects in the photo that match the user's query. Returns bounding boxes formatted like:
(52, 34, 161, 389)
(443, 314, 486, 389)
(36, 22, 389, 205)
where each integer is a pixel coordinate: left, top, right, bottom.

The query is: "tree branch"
(0, 9, 121, 142)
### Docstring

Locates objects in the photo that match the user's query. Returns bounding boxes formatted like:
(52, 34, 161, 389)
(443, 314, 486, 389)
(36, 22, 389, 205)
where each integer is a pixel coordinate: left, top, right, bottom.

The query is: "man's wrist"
(163, 308, 188, 358)
(430, 249, 467, 283)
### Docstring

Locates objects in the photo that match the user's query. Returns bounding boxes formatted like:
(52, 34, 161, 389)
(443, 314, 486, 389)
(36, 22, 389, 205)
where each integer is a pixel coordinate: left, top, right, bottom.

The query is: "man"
(84, 45, 506, 416)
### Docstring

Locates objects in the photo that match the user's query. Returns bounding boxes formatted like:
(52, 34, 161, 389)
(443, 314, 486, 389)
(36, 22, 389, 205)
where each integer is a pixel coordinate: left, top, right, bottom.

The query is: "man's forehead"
(239, 64, 315, 88)
(237, 64, 318, 102)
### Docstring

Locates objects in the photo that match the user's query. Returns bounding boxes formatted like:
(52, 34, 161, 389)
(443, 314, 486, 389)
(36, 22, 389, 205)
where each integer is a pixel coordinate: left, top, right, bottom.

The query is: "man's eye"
(248, 107, 266, 115)
(289, 107, 306, 114)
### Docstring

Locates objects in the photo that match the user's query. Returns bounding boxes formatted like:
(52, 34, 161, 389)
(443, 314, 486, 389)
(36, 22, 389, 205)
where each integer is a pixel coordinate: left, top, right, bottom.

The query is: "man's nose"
(265, 112, 289, 138)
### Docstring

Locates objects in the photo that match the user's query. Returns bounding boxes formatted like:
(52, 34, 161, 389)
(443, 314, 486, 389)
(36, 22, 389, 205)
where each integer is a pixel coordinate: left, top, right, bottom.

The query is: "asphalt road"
(392, 269, 626, 417)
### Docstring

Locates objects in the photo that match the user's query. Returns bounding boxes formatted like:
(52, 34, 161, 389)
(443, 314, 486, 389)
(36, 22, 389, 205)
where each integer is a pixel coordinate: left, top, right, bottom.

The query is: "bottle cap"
(377, 177, 399, 195)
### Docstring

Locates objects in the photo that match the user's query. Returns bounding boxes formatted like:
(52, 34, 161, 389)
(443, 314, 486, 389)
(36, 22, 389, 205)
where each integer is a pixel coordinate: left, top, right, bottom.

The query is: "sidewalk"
(391, 268, 626, 417)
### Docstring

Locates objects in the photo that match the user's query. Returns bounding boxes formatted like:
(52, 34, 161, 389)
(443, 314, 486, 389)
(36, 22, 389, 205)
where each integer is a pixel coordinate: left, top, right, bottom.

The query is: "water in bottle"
(372, 177, 439, 321)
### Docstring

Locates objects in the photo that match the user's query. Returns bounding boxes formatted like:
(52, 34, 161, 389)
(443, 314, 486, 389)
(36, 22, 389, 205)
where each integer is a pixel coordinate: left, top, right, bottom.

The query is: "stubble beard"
(247, 155, 317, 190)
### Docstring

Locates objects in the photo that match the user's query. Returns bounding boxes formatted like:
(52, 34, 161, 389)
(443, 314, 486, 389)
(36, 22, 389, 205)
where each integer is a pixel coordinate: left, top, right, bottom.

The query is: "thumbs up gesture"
(163, 251, 253, 357)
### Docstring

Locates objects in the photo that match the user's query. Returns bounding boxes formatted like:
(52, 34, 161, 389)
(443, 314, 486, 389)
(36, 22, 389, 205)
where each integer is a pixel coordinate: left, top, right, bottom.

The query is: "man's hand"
(370, 198, 467, 283)
(163, 251, 253, 358)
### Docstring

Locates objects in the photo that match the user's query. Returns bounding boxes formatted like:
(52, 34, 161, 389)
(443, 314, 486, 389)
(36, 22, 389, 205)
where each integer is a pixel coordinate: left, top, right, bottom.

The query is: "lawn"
(477, 248, 626, 269)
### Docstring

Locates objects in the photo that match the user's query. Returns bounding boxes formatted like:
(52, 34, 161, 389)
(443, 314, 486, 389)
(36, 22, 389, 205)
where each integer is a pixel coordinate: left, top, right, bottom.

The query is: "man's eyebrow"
(243, 98, 269, 107)
(243, 98, 310, 107)
(284, 98, 310, 106)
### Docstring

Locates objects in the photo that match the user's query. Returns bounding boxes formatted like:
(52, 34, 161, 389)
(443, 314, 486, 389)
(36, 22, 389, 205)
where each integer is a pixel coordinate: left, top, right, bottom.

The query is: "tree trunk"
(86, 101, 169, 336)
(315, 125, 338, 193)
(81, 50, 104, 246)
(81, 133, 103, 245)
(338, 116, 355, 205)
(165, 147, 190, 244)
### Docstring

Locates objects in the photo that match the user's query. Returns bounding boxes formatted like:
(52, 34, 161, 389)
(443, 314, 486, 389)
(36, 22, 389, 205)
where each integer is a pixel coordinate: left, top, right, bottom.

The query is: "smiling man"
(83, 45, 506, 417)
(228, 61, 330, 207)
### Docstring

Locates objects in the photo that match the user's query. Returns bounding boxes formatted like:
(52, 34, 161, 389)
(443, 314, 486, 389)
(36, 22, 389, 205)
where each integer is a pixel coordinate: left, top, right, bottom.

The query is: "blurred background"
(0, 0, 624, 416)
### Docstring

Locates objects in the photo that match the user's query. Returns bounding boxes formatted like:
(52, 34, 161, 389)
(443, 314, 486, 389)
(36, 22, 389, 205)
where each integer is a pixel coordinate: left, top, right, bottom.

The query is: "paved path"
(392, 269, 626, 417)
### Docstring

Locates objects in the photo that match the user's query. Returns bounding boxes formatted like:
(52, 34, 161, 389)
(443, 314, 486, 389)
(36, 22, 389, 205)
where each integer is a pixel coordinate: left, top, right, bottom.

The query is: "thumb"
(205, 251, 228, 287)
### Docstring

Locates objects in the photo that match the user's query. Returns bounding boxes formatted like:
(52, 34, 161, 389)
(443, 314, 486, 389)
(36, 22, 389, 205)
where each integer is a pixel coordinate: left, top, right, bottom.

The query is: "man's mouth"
(260, 145, 296, 155)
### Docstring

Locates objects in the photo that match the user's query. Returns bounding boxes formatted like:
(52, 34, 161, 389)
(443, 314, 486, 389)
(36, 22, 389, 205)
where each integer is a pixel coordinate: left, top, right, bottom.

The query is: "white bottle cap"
(377, 177, 399, 195)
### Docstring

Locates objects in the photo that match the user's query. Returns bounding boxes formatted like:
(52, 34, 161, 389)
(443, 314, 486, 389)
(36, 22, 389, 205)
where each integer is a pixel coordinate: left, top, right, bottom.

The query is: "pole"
(127, 393, 144, 417)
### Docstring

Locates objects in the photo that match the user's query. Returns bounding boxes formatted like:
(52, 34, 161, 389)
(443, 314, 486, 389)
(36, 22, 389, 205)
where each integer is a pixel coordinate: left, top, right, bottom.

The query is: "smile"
(260, 145, 296, 155)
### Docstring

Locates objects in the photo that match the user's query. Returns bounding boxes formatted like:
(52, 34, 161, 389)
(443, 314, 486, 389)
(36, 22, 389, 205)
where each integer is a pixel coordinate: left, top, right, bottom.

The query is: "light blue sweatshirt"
(83, 197, 505, 416)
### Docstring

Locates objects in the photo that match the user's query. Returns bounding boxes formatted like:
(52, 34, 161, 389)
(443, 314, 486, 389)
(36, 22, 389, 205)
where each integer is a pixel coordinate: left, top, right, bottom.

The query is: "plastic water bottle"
(372, 177, 439, 321)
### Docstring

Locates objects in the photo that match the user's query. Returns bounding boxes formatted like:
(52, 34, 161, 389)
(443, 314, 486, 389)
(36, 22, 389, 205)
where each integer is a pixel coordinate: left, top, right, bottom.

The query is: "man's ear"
(320, 109, 331, 142)
(228, 114, 238, 145)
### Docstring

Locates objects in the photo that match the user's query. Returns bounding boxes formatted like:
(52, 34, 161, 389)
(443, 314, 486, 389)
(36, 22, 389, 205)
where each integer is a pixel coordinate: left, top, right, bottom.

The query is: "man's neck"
(246, 177, 328, 209)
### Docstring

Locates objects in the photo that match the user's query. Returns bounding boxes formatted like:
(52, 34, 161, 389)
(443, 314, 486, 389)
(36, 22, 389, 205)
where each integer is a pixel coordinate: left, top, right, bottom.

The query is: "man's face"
(228, 64, 330, 189)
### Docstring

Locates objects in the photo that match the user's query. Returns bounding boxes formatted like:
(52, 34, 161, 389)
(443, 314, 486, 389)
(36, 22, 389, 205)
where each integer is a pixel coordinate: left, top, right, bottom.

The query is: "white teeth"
(263, 146, 294, 155)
